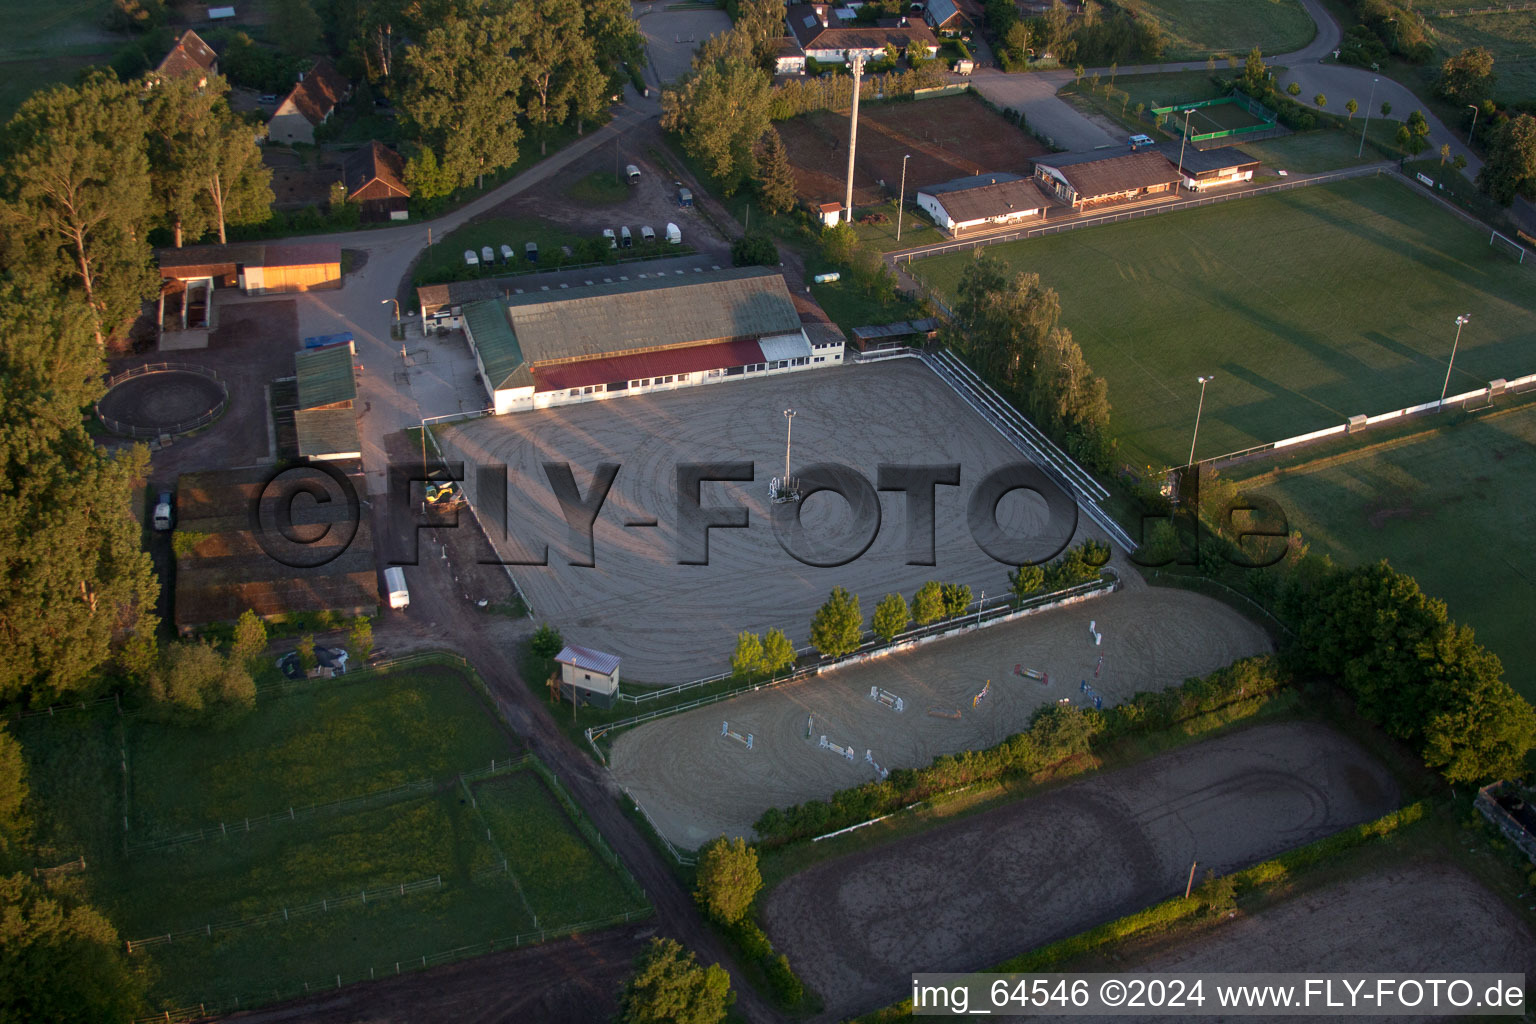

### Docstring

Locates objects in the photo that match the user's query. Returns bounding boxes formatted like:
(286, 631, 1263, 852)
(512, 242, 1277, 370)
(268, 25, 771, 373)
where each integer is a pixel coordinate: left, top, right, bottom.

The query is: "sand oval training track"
(760, 721, 1401, 1018)
(608, 586, 1272, 848)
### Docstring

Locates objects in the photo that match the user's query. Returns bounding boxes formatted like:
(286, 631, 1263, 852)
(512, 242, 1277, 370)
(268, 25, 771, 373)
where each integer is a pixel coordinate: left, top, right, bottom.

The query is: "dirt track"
(1049, 860, 1536, 1024)
(609, 586, 1271, 847)
(761, 721, 1400, 1019)
(777, 93, 1048, 206)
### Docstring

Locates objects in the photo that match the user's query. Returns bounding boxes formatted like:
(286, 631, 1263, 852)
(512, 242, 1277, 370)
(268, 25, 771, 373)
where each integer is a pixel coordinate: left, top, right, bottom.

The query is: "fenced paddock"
(16, 659, 647, 1016)
(95, 362, 228, 439)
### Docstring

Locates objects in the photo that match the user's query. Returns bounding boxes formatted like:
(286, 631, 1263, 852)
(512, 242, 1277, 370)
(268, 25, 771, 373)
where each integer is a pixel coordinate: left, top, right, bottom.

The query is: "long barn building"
(421, 268, 843, 415)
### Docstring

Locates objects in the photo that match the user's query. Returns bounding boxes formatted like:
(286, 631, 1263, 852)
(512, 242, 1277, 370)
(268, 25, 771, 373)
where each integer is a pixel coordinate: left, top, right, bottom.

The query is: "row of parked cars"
(603, 223, 682, 248)
(464, 242, 541, 268)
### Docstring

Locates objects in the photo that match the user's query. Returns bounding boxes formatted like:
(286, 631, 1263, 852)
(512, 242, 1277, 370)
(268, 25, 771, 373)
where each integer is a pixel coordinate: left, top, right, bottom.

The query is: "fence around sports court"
(1151, 94, 1278, 142)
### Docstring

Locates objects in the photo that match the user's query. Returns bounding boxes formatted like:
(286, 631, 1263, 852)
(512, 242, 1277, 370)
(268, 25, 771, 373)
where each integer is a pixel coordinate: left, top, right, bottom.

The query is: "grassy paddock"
(14, 662, 645, 1013)
(1231, 402, 1536, 700)
(1132, 0, 1317, 60)
(565, 170, 632, 205)
(1409, 4, 1536, 105)
(412, 217, 593, 286)
(912, 175, 1536, 471)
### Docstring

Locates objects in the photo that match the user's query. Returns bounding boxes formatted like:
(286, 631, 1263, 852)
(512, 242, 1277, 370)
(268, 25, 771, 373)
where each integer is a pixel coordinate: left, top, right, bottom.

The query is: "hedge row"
(752, 656, 1289, 846)
(768, 65, 947, 120)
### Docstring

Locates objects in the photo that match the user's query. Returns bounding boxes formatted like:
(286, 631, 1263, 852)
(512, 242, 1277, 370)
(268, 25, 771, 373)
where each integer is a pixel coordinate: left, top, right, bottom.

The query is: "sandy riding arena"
(439, 360, 1111, 681)
(761, 722, 1401, 1018)
(607, 586, 1272, 848)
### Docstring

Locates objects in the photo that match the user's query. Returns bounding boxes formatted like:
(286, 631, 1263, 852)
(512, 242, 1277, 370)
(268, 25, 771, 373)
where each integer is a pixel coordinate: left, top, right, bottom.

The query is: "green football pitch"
(913, 175, 1536, 472)
(1231, 402, 1536, 700)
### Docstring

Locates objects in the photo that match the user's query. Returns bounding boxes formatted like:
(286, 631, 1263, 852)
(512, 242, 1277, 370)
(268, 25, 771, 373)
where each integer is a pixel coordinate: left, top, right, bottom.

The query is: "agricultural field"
(1133, 0, 1317, 60)
(1229, 401, 1536, 701)
(776, 93, 1048, 209)
(12, 664, 647, 1013)
(0, 0, 116, 121)
(912, 175, 1536, 471)
(1412, 2, 1536, 104)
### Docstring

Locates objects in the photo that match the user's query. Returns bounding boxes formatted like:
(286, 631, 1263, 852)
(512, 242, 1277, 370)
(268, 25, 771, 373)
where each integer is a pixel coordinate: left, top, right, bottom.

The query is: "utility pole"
(896, 152, 911, 241)
(783, 408, 796, 484)
(1467, 103, 1480, 147)
(1440, 314, 1471, 406)
(844, 54, 865, 223)
(1176, 108, 1192, 189)
(1185, 860, 1198, 899)
(1188, 375, 1213, 467)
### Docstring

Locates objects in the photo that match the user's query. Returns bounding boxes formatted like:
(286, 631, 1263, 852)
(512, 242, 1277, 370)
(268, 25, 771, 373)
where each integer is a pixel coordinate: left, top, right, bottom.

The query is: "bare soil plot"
(776, 93, 1048, 207)
(437, 359, 1112, 682)
(761, 721, 1401, 1018)
(1051, 861, 1536, 1023)
(608, 586, 1272, 847)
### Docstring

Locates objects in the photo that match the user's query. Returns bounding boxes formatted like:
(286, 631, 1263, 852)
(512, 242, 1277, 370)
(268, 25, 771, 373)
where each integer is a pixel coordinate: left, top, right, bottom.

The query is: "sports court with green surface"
(912, 175, 1536, 471)
(1130, 0, 1316, 59)
(1229, 401, 1536, 701)
(13, 664, 647, 1012)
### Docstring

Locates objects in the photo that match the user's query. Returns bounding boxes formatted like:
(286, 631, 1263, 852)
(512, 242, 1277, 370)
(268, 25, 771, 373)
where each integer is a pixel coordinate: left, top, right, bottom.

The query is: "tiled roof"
(919, 172, 1052, 222)
(555, 645, 621, 675)
(156, 30, 218, 80)
(787, 4, 938, 51)
(278, 58, 348, 127)
(1036, 150, 1180, 199)
(344, 141, 410, 198)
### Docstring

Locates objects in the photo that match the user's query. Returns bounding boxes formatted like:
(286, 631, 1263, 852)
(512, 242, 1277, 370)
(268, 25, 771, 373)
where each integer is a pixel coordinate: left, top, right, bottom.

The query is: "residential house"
(267, 58, 350, 145)
(787, 4, 940, 64)
(154, 29, 218, 87)
(923, 0, 974, 36)
(343, 141, 411, 221)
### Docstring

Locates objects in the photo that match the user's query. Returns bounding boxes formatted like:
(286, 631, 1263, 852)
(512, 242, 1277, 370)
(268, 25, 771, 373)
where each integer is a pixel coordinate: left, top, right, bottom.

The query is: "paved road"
(971, 0, 1478, 173)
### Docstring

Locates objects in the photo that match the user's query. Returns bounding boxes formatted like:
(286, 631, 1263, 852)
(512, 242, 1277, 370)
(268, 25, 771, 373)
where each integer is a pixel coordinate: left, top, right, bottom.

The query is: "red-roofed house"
(343, 141, 411, 221)
(268, 59, 350, 144)
(154, 29, 219, 87)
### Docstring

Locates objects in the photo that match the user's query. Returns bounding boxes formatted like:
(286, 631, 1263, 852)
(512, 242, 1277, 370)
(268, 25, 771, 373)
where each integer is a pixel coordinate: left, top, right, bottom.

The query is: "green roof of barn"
(463, 300, 527, 391)
(294, 408, 361, 458)
(295, 344, 356, 409)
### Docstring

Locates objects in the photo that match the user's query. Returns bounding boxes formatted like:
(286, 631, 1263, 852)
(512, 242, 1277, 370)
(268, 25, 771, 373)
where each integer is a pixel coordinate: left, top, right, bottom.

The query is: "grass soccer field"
(1229, 402, 1536, 700)
(912, 175, 1536, 471)
(1131, 0, 1316, 59)
(13, 663, 648, 1013)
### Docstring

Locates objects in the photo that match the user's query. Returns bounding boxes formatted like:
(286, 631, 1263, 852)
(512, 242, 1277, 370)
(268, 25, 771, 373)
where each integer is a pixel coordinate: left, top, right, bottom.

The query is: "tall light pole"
(1176, 108, 1192, 189)
(1440, 315, 1470, 406)
(1358, 77, 1378, 157)
(783, 408, 796, 485)
(1467, 103, 1480, 148)
(1188, 375, 1213, 467)
(843, 54, 865, 223)
(381, 297, 400, 337)
(896, 153, 911, 242)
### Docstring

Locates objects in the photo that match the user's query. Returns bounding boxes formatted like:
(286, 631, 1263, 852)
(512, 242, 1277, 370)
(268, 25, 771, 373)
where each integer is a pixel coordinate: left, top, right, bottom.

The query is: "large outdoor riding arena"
(438, 359, 1111, 681)
(761, 722, 1401, 1018)
(608, 586, 1272, 847)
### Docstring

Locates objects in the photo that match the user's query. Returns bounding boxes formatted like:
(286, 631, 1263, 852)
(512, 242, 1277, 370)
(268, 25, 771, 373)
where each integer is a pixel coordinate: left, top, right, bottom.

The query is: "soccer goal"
(1490, 230, 1527, 264)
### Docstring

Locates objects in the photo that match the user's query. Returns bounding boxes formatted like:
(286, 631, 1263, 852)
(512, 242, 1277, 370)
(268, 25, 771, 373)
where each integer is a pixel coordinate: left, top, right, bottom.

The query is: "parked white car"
(464, 249, 478, 266)
(500, 244, 514, 262)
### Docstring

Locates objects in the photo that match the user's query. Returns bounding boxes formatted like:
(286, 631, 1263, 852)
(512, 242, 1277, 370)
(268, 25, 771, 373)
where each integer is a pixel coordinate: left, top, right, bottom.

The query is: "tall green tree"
(230, 609, 268, 668)
(348, 615, 374, 664)
(619, 938, 733, 1024)
(940, 582, 972, 617)
(809, 586, 862, 658)
(0, 726, 26, 854)
(0, 873, 145, 1021)
(754, 126, 797, 215)
(1008, 563, 1045, 601)
(274, 0, 324, 57)
(399, 13, 525, 190)
(872, 592, 909, 642)
(1435, 46, 1496, 106)
(660, 56, 771, 195)
(761, 628, 796, 675)
(0, 293, 159, 705)
(911, 580, 944, 625)
(1477, 113, 1536, 205)
(144, 640, 256, 728)
(512, 0, 601, 154)
(732, 630, 765, 676)
(1, 73, 157, 347)
(694, 836, 761, 924)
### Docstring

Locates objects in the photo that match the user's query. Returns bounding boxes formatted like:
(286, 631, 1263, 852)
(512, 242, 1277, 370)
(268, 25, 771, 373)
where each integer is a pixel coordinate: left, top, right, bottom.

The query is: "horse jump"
(818, 735, 856, 762)
(927, 705, 962, 719)
(972, 680, 992, 708)
(721, 720, 754, 750)
(865, 749, 889, 781)
(1089, 619, 1103, 646)
(869, 686, 905, 712)
(1015, 664, 1048, 684)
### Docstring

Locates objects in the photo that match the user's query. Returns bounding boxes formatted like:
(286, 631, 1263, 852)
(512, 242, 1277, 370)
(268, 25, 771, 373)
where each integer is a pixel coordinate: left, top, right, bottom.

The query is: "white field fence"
(129, 906, 654, 1023)
(124, 876, 443, 952)
(455, 771, 540, 924)
(124, 778, 437, 855)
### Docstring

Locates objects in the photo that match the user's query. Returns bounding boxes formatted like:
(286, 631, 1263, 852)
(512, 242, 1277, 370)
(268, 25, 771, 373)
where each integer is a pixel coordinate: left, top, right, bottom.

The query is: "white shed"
(555, 644, 622, 707)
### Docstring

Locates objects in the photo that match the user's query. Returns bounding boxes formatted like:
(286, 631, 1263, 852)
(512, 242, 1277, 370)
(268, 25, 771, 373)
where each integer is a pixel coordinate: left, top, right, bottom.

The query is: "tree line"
(987, 0, 1167, 71)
